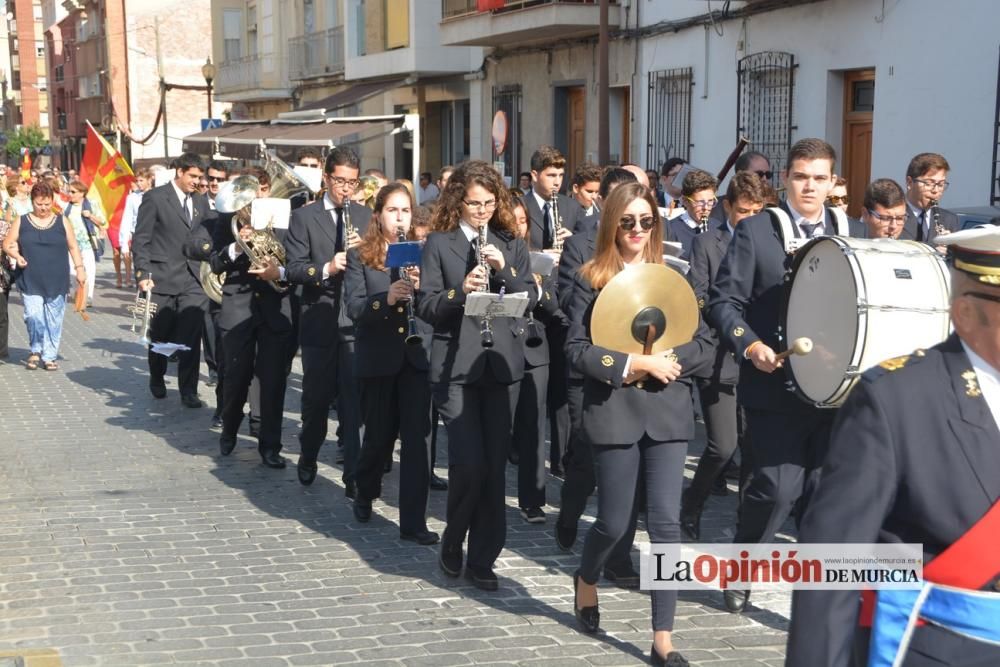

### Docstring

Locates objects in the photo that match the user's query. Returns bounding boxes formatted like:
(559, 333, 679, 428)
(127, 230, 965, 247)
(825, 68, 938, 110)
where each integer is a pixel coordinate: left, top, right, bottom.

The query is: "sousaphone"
(591, 264, 699, 355)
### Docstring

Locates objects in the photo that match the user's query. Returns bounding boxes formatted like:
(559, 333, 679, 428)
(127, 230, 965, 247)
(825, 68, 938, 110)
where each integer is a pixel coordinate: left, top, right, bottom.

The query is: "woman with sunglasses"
(566, 183, 712, 666)
(345, 183, 436, 545)
(416, 160, 536, 591)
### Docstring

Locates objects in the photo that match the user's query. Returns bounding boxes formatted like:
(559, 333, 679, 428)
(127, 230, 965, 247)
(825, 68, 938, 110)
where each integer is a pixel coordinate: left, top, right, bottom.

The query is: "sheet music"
(464, 291, 530, 318)
(664, 255, 690, 275)
(150, 342, 191, 356)
(251, 198, 291, 230)
(530, 252, 557, 277)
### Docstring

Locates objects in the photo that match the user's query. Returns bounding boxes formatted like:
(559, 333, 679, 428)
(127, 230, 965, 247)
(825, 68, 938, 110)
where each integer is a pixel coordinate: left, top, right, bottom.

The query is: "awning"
(295, 77, 407, 114)
(265, 121, 372, 162)
(182, 122, 264, 156)
(217, 125, 288, 160)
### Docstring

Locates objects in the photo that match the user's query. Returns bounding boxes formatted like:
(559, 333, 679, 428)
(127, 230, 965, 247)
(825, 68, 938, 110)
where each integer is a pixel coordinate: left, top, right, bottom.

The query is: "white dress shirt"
(961, 341, 1000, 432)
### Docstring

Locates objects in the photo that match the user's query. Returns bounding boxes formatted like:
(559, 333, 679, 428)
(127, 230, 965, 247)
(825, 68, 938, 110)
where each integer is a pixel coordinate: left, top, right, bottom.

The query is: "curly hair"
(430, 160, 517, 236)
(357, 182, 414, 270)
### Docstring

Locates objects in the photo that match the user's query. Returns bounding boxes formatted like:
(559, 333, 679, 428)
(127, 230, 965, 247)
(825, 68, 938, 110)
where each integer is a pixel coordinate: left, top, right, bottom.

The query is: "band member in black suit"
(667, 170, 719, 260)
(859, 178, 908, 239)
(570, 162, 602, 234)
(345, 183, 437, 544)
(567, 183, 712, 666)
(901, 152, 961, 244)
(284, 147, 370, 494)
(509, 198, 564, 523)
(680, 172, 764, 540)
(706, 138, 846, 614)
(416, 160, 536, 591)
(134, 153, 210, 408)
(197, 176, 294, 468)
(787, 226, 1000, 667)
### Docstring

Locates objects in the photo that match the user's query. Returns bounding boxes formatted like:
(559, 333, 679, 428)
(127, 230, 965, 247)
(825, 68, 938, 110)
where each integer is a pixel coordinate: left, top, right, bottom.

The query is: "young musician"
(566, 182, 711, 666)
(860, 179, 908, 240)
(571, 162, 602, 233)
(416, 161, 537, 591)
(667, 169, 718, 260)
(345, 183, 437, 545)
(902, 152, 960, 244)
(525, 145, 581, 249)
(510, 198, 564, 523)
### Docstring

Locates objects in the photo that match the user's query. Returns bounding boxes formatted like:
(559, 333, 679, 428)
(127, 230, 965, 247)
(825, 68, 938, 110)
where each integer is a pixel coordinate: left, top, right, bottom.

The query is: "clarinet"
(929, 198, 945, 240)
(699, 210, 710, 234)
(343, 202, 355, 245)
(477, 224, 494, 348)
(395, 227, 423, 346)
(550, 193, 564, 251)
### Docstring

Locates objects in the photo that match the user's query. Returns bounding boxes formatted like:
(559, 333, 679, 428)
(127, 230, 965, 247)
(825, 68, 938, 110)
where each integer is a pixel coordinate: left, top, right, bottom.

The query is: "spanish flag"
(79, 120, 135, 237)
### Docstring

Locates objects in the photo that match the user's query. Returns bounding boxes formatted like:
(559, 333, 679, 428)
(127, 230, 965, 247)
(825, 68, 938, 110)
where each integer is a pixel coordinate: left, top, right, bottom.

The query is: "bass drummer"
(706, 138, 850, 614)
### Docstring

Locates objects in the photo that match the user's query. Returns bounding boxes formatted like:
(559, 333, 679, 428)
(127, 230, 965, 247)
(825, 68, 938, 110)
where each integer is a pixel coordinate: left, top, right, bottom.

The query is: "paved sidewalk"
(0, 267, 791, 666)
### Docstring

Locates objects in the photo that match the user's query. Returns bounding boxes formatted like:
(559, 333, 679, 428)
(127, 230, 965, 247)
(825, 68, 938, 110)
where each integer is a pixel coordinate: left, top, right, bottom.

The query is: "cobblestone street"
(0, 266, 792, 666)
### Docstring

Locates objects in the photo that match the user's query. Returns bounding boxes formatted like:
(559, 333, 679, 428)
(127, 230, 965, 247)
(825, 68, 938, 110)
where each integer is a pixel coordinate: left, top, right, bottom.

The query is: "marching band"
(103, 138, 1000, 667)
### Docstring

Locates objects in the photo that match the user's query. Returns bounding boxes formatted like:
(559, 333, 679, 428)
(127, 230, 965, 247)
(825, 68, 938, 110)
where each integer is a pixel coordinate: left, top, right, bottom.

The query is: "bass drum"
(781, 237, 951, 408)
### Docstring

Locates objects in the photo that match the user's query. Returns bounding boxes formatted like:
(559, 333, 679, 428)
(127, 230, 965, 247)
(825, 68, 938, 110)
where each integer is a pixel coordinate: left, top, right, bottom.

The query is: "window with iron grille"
(646, 67, 693, 169)
(492, 84, 522, 181)
(736, 51, 796, 188)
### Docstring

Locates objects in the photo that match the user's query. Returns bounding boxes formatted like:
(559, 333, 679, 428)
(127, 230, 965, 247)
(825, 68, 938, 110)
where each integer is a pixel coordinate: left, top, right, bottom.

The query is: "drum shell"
(781, 237, 951, 407)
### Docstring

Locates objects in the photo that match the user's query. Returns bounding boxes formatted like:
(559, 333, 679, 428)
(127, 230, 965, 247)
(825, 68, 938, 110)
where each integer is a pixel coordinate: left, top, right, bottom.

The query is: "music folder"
(530, 251, 557, 277)
(464, 291, 530, 319)
(251, 198, 291, 230)
(385, 241, 422, 268)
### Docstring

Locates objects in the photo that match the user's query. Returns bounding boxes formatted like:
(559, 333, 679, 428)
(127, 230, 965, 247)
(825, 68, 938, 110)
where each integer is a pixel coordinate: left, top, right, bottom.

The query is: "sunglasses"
(619, 215, 656, 231)
(827, 195, 850, 205)
(207, 175, 226, 182)
(754, 170, 774, 180)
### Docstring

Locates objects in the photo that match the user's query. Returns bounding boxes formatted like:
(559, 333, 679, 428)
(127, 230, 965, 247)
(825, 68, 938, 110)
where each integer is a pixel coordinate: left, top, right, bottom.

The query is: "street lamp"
(201, 57, 216, 120)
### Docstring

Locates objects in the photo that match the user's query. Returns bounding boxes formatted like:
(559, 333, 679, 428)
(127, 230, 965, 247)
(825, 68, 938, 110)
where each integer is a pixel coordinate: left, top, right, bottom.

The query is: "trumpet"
(550, 193, 564, 251)
(395, 227, 423, 347)
(126, 274, 158, 345)
(477, 224, 494, 348)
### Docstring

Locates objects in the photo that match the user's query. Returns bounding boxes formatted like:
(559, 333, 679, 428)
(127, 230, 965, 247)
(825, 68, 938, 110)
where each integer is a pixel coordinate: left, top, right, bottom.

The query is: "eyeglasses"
(207, 175, 226, 182)
(463, 199, 497, 210)
(827, 195, 850, 206)
(864, 208, 906, 225)
(963, 291, 1000, 305)
(684, 196, 717, 210)
(619, 215, 656, 232)
(754, 170, 774, 180)
(913, 178, 949, 191)
(328, 176, 361, 189)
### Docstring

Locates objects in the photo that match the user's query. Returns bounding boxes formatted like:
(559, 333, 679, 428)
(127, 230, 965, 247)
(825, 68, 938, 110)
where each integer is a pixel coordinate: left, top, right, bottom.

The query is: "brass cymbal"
(591, 263, 699, 355)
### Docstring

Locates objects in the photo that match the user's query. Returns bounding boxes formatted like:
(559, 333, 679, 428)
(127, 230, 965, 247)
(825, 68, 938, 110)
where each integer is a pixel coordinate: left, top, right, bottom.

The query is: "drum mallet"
(774, 337, 814, 362)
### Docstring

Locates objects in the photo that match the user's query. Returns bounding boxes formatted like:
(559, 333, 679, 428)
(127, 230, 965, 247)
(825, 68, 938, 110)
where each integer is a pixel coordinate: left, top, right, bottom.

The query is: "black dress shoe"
(344, 480, 357, 499)
(573, 571, 600, 633)
(219, 434, 237, 456)
(723, 588, 749, 613)
(248, 421, 260, 438)
(181, 394, 204, 409)
(429, 473, 448, 491)
(555, 519, 577, 552)
(465, 566, 499, 591)
(297, 460, 318, 486)
(439, 544, 463, 578)
(149, 383, 166, 399)
(604, 565, 640, 590)
(353, 498, 372, 523)
(400, 529, 439, 545)
(210, 414, 223, 429)
(260, 451, 287, 469)
(680, 502, 702, 541)
(650, 645, 689, 667)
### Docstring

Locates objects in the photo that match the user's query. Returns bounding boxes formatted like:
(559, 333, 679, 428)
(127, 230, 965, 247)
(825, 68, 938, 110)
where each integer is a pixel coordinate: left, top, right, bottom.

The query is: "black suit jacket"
(688, 220, 739, 385)
(134, 182, 211, 295)
(574, 209, 600, 235)
(415, 226, 537, 385)
(344, 247, 430, 377)
(557, 228, 597, 313)
(565, 268, 714, 445)
(524, 191, 583, 249)
(786, 334, 1000, 667)
(706, 204, 842, 413)
(283, 199, 371, 346)
(899, 205, 960, 244)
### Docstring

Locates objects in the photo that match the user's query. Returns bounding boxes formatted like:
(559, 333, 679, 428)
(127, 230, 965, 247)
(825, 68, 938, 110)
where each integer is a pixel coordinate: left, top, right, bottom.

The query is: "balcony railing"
(217, 55, 261, 93)
(289, 26, 345, 81)
(442, 0, 606, 20)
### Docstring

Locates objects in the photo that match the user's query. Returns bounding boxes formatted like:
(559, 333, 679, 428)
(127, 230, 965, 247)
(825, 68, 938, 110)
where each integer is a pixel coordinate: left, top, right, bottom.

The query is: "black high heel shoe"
(650, 644, 689, 667)
(573, 571, 600, 633)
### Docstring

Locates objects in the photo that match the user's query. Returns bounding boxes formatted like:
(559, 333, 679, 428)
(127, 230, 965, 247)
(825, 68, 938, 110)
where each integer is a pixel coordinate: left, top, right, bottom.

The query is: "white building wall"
(637, 0, 999, 205)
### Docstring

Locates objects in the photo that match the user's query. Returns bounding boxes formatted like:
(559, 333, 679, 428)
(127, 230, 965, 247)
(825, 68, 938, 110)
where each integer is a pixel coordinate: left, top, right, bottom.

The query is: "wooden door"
(842, 69, 875, 219)
(568, 86, 585, 180)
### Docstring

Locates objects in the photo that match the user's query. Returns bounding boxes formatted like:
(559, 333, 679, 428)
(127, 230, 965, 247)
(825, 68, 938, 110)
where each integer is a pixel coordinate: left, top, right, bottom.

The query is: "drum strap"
(859, 495, 1000, 627)
(767, 206, 851, 254)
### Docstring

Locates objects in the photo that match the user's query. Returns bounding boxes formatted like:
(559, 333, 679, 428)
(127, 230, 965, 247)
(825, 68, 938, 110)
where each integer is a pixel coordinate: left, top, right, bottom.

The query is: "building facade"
(4, 0, 50, 161)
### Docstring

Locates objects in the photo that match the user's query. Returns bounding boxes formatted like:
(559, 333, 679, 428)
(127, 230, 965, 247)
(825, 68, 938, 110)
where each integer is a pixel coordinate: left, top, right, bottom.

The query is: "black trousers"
(203, 300, 220, 377)
(220, 319, 293, 453)
(685, 378, 747, 509)
(434, 369, 519, 571)
(300, 340, 362, 482)
(580, 437, 687, 632)
(147, 290, 207, 397)
(513, 363, 548, 509)
(0, 287, 9, 357)
(557, 378, 636, 570)
(733, 408, 834, 544)
(546, 326, 570, 469)
(356, 364, 431, 534)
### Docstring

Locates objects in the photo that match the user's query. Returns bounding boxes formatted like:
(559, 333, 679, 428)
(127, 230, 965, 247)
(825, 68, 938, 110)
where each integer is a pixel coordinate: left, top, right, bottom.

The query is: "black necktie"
(543, 202, 553, 249)
(800, 221, 822, 239)
(916, 211, 926, 242)
(183, 195, 192, 223)
(334, 207, 344, 253)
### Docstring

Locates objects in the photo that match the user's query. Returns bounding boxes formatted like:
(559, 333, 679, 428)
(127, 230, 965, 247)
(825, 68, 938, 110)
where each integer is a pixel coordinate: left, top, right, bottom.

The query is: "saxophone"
(477, 224, 494, 348)
(550, 193, 564, 251)
(231, 207, 289, 294)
